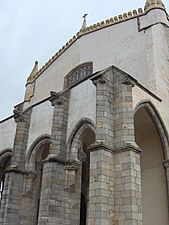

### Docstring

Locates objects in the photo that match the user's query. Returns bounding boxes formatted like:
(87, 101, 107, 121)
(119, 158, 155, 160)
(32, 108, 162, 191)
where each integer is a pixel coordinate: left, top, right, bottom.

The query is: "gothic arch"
(0, 149, 12, 164)
(134, 100, 169, 160)
(0, 149, 12, 200)
(26, 134, 52, 172)
(0, 148, 12, 178)
(66, 117, 95, 161)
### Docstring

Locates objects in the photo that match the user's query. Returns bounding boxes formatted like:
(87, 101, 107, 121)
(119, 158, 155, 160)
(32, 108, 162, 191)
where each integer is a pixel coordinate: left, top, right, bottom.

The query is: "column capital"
(49, 91, 67, 106)
(91, 74, 107, 86)
(13, 104, 30, 123)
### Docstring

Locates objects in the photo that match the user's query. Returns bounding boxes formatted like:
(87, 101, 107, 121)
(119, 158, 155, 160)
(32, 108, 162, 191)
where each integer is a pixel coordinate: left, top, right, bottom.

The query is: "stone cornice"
(5, 165, 27, 175)
(43, 154, 66, 165)
(88, 141, 114, 153)
(114, 143, 142, 154)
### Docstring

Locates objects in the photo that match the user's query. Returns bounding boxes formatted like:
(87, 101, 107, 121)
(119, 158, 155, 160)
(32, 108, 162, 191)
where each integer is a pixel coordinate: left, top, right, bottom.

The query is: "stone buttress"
(37, 91, 70, 225)
(0, 105, 32, 225)
(87, 67, 142, 225)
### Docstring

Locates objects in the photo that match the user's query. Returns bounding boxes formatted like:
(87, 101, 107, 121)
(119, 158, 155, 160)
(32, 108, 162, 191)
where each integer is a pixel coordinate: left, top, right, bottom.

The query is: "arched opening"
(134, 107, 169, 225)
(26, 136, 51, 225)
(0, 150, 12, 203)
(79, 127, 95, 225)
(80, 192, 87, 225)
(34, 143, 50, 224)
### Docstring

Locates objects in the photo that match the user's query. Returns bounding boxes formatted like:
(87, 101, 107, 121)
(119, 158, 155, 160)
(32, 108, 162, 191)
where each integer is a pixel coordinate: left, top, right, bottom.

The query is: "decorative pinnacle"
(26, 61, 39, 84)
(81, 13, 88, 30)
(144, 0, 166, 13)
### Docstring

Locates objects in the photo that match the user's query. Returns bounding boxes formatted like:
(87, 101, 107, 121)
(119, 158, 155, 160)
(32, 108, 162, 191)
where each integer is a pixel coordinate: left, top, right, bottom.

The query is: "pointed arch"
(0, 149, 12, 201)
(0, 149, 12, 164)
(134, 100, 169, 160)
(66, 117, 95, 161)
(26, 134, 52, 172)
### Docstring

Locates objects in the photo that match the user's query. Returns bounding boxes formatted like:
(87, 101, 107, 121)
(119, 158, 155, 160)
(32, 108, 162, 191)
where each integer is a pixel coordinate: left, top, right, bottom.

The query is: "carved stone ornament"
(49, 91, 66, 106)
(22, 171, 36, 197)
(77, 148, 87, 162)
(91, 74, 107, 86)
(64, 162, 80, 192)
(163, 159, 169, 168)
(13, 104, 29, 123)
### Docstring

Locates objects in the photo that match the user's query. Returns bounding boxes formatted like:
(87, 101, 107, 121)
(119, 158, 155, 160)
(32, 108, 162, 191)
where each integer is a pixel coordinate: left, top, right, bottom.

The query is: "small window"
(65, 62, 93, 88)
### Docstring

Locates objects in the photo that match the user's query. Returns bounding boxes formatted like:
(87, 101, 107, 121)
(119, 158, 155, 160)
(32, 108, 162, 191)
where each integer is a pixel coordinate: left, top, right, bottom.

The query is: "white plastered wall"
(26, 101, 53, 153)
(165, 27, 169, 48)
(0, 118, 16, 152)
(67, 80, 96, 140)
(28, 15, 150, 107)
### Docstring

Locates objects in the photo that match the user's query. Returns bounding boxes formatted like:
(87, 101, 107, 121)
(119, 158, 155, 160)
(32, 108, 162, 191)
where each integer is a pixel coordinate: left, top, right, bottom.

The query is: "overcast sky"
(0, 0, 169, 120)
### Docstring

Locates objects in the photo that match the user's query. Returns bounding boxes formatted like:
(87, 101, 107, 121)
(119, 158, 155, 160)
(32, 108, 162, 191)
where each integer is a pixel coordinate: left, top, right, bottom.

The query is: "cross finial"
(82, 13, 88, 22)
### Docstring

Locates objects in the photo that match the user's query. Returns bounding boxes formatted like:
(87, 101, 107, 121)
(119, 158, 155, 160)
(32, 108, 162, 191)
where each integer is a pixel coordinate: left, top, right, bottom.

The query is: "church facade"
(0, 0, 169, 224)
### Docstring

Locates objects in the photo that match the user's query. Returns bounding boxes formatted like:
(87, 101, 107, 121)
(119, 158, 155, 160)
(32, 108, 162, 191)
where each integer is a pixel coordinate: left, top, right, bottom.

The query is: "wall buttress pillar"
(113, 69, 142, 225)
(38, 92, 70, 225)
(0, 106, 31, 225)
(88, 71, 114, 225)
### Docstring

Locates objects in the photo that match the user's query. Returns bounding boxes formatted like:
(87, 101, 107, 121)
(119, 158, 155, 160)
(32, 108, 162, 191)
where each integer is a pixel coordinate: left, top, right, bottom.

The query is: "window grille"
(65, 62, 93, 88)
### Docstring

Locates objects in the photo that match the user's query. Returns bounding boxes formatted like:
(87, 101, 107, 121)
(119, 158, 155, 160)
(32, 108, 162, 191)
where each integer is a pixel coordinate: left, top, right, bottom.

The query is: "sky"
(0, 0, 169, 120)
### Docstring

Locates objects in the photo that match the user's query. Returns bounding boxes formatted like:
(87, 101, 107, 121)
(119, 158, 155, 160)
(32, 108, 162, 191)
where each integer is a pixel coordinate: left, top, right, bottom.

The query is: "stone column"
(114, 147, 142, 225)
(87, 70, 114, 225)
(113, 68, 142, 225)
(88, 144, 114, 225)
(38, 92, 70, 225)
(0, 105, 31, 225)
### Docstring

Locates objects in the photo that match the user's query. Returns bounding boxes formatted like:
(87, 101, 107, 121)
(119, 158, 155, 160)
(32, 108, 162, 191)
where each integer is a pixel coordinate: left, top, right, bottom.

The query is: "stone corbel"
(13, 104, 30, 123)
(64, 162, 80, 192)
(49, 91, 67, 106)
(91, 74, 107, 86)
